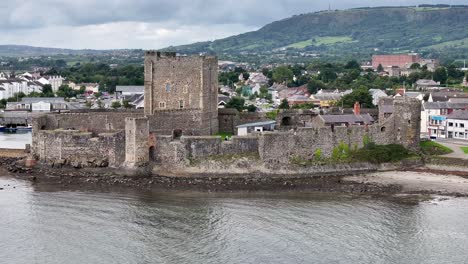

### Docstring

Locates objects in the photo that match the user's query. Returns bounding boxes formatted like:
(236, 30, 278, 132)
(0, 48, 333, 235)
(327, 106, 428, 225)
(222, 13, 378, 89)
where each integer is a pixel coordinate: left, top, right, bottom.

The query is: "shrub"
(420, 141, 453, 156)
(352, 144, 410, 163)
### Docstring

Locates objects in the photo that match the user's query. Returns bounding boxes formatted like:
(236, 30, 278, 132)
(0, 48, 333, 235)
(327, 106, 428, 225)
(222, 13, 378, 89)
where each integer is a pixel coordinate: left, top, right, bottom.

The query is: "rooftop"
(236, 120, 276, 128)
(116, 85, 144, 93)
(447, 110, 468, 120)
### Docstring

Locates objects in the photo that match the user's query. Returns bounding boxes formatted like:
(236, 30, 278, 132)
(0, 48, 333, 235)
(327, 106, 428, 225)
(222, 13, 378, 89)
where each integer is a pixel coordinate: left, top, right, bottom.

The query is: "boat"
(16, 125, 33, 132)
(3, 125, 32, 133)
(0, 125, 5, 132)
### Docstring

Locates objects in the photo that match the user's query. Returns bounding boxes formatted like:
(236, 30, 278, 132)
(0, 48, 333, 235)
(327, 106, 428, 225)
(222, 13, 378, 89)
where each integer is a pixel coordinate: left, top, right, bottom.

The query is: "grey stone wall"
(151, 135, 260, 165)
(258, 97, 421, 164)
(33, 130, 125, 168)
(144, 51, 218, 135)
(125, 117, 149, 167)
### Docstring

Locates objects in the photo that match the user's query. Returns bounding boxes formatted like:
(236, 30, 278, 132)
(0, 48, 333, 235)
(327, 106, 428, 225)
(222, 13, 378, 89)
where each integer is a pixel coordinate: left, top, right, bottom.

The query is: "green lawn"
(461, 147, 468, 154)
(286, 36, 354, 49)
(215, 132, 233, 140)
(420, 141, 454, 156)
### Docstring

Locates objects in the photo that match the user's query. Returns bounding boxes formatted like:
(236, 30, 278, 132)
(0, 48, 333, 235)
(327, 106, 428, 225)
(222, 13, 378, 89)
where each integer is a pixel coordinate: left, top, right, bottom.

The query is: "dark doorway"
(149, 146, 155, 161)
(173, 129, 183, 140)
(281, 117, 292, 126)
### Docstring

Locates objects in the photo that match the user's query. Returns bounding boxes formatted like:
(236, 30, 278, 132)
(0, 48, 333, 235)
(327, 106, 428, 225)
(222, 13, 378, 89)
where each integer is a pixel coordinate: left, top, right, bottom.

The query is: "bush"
(420, 141, 453, 156)
(352, 144, 410, 163)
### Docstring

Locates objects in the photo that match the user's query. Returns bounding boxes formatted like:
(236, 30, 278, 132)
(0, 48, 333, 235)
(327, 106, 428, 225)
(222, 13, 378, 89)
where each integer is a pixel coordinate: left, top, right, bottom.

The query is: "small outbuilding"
(236, 120, 276, 136)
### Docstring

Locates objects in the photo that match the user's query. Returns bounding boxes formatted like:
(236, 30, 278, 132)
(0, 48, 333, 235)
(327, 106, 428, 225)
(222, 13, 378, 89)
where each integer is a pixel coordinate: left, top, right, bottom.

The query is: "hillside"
(165, 5, 468, 61)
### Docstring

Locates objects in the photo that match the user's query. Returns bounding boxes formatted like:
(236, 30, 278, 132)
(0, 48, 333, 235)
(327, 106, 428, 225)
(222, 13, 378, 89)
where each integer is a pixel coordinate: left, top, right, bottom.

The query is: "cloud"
(0, 0, 466, 49)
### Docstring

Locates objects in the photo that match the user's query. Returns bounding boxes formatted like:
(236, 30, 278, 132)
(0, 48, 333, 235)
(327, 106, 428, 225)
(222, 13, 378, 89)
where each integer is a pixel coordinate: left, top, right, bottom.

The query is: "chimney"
(354, 101, 361, 115)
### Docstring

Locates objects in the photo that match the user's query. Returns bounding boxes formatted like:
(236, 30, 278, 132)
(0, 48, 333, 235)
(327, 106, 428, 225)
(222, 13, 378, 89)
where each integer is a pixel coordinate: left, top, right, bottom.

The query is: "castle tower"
(144, 51, 218, 135)
(392, 97, 421, 149)
(125, 117, 149, 167)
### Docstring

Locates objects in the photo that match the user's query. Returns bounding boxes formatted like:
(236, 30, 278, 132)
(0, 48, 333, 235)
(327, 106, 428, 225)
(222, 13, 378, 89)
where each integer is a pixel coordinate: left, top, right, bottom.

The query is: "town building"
(115, 85, 144, 99)
(236, 120, 276, 136)
(421, 102, 468, 138)
(5, 97, 69, 112)
(37, 76, 64, 92)
(372, 54, 422, 69)
(415, 79, 440, 91)
(369, 89, 388, 106)
(445, 110, 468, 140)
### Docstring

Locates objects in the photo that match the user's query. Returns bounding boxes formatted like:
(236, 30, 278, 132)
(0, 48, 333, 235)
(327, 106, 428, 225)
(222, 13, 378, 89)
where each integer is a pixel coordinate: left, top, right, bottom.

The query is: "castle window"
(183, 85, 188, 94)
(381, 127, 386, 132)
(179, 100, 184, 109)
(165, 83, 171, 92)
(159, 102, 166, 108)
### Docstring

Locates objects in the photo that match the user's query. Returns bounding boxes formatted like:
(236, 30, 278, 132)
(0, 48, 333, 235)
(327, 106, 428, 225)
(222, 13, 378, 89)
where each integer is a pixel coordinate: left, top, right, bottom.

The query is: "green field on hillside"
(425, 37, 468, 50)
(286, 36, 354, 49)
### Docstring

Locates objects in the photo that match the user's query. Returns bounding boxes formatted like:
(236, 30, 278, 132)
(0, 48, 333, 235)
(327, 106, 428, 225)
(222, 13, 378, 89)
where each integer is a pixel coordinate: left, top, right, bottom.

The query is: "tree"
(242, 72, 250, 81)
(225, 97, 245, 112)
(246, 104, 257, 112)
(307, 79, 327, 94)
(111, 101, 122, 109)
(409, 63, 421, 69)
(272, 66, 294, 84)
(279, 99, 290, 109)
(41, 84, 54, 97)
(433, 67, 448, 84)
(56, 85, 77, 98)
(318, 68, 337, 83)
(122, 100, 132, 109)
(377, 64, 384, 72)
(338, 88, 374, 108)
(344, 60, 361, 70)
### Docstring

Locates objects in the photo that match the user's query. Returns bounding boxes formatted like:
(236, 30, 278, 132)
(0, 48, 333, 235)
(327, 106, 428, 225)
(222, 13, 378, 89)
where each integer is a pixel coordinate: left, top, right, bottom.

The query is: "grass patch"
(290, 143, 413, 165)
(461, 147, 468, 154)
(420, 141, 453, 156)
(425, 37, 468, 50)
(215, 132, 233, 140)
(286, 36, 354, 49)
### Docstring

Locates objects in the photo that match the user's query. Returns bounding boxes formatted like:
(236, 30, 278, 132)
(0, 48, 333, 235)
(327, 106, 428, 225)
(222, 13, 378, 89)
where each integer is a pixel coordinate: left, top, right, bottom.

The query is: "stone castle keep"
(31, 52, 422, 169)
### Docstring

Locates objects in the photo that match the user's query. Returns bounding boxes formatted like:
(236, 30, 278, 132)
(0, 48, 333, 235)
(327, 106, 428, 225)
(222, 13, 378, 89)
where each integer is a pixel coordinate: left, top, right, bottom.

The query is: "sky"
(0, 0, 465, 50)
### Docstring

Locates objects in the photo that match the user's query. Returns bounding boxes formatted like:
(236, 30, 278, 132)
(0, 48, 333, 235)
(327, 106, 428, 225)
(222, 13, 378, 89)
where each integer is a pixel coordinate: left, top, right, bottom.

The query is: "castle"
(31, 52, 422, 169)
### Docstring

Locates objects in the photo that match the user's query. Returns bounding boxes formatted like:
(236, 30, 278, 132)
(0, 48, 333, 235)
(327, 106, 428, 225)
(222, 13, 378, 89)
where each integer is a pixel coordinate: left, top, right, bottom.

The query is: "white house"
(446, 110, 468, 140)
(37, 76, 64, 92)
(369, 89, 388, 106)
(236, 121, 276, 136)
(421, 102, 468, 138)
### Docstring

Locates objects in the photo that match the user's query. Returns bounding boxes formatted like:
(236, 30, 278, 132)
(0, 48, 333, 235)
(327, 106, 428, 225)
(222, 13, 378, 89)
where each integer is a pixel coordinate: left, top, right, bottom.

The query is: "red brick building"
(372, 54, 422, 69)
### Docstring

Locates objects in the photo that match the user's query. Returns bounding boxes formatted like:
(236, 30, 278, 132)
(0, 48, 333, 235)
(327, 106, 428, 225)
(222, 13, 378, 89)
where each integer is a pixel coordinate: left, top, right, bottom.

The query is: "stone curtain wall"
(33, 112, 145, 134)
(258, 97, 421, 164)
(33, 130, 125, 168)
(152, 135, 260, 166)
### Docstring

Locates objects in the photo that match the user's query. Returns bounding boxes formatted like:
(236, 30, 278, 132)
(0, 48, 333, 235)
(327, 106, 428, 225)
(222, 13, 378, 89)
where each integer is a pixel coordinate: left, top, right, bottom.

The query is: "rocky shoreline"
(1, 155, 468, 197)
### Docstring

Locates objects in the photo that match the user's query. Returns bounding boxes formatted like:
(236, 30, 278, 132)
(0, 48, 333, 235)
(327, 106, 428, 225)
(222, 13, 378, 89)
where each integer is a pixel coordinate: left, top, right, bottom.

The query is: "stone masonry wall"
(33, 130, 125, 168)
(152, 135, 259, 166)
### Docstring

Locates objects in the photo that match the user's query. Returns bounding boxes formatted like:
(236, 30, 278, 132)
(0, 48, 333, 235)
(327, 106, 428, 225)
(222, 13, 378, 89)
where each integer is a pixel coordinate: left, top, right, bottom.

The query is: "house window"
(165, 83, 171, 92)
(159, 102, 166, 108)
(461, 123, 465, 128)
(448, 122, 453, 127)
(179, 100, 184, 109)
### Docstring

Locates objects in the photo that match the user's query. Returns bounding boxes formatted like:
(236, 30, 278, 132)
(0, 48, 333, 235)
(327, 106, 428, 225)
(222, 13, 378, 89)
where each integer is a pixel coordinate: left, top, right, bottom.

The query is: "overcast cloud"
(0, 0, 465, 49)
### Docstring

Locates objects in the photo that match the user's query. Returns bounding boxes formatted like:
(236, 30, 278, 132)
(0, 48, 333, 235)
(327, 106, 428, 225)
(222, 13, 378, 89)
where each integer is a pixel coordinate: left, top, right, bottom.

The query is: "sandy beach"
(346, 171, 468, 195)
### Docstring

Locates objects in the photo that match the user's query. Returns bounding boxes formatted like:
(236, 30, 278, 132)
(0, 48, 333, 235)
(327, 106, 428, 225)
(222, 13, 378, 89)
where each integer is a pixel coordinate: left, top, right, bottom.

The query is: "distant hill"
(0, 45, 140, 57)
(165, 5, 468, 61)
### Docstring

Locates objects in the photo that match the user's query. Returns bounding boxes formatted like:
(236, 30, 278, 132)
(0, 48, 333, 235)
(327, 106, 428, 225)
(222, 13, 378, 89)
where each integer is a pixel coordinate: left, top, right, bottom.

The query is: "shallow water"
(1, 177, 468, 264)
(0, 131, 31, 149)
